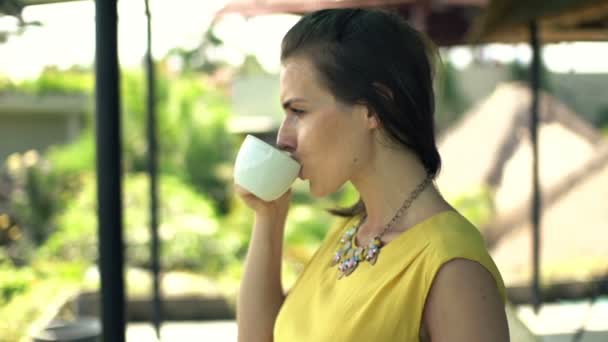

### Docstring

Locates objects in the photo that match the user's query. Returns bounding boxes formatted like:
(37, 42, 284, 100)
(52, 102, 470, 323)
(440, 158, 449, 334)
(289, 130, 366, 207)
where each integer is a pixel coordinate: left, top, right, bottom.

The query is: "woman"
(235, 8, 509, 342)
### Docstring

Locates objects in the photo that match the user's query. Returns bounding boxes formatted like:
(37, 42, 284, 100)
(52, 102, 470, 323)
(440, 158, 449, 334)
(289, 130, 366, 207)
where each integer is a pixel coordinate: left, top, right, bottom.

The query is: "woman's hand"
(234, 184, 293, 226)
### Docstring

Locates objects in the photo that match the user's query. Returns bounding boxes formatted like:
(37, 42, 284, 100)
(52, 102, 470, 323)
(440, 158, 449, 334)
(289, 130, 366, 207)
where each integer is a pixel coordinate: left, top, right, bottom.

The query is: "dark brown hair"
(281, 8, 441, 217)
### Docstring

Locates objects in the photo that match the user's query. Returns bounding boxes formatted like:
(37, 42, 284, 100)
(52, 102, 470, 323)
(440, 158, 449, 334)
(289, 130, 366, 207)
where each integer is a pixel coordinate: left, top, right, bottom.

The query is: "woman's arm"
(237, 215, 286, 342)
(422, 258, 510, 342)
(235, 187, 292, 342)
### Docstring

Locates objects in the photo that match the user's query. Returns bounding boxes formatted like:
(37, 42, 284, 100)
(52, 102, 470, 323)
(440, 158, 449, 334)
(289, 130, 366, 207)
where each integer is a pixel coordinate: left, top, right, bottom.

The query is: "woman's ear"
(366, 110, 380, 130)
(355, 102, 379, 130)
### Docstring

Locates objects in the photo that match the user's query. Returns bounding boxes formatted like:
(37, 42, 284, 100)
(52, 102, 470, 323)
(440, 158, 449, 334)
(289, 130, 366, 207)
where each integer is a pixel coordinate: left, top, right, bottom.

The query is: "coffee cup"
(234, 134, 301, 202)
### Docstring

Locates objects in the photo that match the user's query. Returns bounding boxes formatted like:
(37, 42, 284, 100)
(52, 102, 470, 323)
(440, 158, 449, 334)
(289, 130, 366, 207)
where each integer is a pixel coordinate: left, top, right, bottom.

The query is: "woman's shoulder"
(423, 210, 489, 257)
(422, 210, 507, 301)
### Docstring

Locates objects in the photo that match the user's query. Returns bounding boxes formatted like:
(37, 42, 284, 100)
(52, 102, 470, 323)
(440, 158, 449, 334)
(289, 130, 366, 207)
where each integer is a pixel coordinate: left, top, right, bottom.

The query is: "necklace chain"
(363, 173, 433, 244)
(331, 174, 433, 279)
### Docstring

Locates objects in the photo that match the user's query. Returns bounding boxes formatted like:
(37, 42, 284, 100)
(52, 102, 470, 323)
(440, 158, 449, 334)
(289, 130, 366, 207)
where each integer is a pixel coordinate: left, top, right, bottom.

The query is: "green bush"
(46, 130, 96, 179)
(0, 262, 34, 306)
(449, 186, 495, 229)
(1, 67, 93, 96)
(182, 97, 236, 213)
(5, 67, 236, 214)
(115, 70, 235, 213)
(0, 261, 84, 342)
(285, 204, 333, 246)
(2, 151, 76, 264)
(162, 76, 236, 213)
(40, 172, 243, 276)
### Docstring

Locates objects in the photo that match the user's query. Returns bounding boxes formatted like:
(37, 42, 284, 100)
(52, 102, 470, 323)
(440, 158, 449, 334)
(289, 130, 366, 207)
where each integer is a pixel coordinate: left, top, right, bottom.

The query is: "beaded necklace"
(330, 175, 432, 279)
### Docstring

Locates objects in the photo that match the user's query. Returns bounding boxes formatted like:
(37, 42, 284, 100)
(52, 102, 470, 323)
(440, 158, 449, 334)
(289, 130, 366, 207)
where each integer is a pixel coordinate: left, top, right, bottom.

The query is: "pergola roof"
(218, 0, 608, 44)
(471, 0, 608, 43)
(217, 0, 488, 46)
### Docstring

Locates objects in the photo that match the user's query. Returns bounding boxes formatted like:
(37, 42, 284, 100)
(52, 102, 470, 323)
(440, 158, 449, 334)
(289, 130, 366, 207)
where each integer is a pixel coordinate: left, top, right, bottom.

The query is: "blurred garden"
(0, 56, 359, 340)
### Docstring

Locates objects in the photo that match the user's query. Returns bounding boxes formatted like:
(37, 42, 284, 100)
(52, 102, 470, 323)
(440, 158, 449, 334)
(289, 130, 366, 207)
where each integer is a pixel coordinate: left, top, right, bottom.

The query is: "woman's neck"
(350, 143, 448, 239)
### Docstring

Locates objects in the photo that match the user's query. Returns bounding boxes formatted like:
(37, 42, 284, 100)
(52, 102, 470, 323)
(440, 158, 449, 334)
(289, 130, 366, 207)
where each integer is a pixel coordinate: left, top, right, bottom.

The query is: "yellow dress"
(274, 211, 506, 341)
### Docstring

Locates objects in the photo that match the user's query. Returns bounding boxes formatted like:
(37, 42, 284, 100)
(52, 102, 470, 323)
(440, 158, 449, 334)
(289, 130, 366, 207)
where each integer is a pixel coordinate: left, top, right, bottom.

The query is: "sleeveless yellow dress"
(274, 211, 506, 341)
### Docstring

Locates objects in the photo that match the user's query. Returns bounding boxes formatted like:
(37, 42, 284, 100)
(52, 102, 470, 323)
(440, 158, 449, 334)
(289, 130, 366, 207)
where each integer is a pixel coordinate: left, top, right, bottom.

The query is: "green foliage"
(39, 173, 98, 263)
(284, 205, 332, 247)
(8, 66, 237, 214)
(333, 182, 360, 208)
(2, 151, 76, 265)
(0, 263, 34, 306)
(0, 261, 84, 342)
(177, 80, 236, 213)
(46, 130, 96, 178)
(8, 67, 93, 95)
(0, 280, 72, 342)
(449, 186, 495, 229)
(0, 260, 84, 305)
(3, 65, 235, 213)
(216, 192, 337, 295)
(120, 70, 235, 213)
(41, 173, 242, 275)
(120, 69, 162, 173)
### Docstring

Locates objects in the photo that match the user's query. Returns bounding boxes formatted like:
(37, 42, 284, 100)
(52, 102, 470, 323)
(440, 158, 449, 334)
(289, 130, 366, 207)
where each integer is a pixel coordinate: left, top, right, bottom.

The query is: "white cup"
(234, 134, 301, 202)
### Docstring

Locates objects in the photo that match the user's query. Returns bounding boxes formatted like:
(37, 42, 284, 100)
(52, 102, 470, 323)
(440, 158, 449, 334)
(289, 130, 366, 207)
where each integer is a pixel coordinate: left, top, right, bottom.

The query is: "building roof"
(470, 0, 608, 43)
(0, 93, 88, 116)
(491, 144, 608, 286)
(218, 0, 608, 45)
(437, 82, 602, 200)
(216, 0, 488, 46)
(217, 0, 486, 16)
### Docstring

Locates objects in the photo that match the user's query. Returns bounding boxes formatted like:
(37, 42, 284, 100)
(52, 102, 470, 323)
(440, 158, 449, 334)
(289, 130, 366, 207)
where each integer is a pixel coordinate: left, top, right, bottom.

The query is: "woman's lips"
(288, 153, 304, 178)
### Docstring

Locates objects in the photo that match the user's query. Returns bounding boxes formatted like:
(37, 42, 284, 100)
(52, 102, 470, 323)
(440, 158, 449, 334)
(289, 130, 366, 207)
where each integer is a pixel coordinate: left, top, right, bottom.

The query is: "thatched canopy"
(470, 0, 608, 43)
(491, 144, 608, 286)
(217, 0, 487, 46)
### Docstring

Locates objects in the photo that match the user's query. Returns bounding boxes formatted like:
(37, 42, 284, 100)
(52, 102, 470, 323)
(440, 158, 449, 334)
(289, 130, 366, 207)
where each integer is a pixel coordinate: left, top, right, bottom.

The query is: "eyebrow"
(281, 98, 307, 109)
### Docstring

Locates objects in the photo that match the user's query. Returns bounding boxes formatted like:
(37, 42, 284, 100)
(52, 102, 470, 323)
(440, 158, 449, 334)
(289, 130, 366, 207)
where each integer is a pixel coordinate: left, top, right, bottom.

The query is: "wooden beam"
(217, 0, 486, 17)
(478, 27, 608, 43)
(507, 277, 608, 305)
(484, 143, 608, 249)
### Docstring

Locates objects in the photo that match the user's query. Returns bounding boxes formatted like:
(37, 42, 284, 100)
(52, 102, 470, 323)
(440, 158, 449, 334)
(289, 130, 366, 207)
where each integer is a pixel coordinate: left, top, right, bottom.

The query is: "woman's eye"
(291, 108, 306, 115)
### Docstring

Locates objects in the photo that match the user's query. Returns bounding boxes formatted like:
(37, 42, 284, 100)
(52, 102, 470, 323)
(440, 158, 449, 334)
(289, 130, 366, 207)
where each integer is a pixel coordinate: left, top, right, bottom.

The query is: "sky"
(0, 0, 607, 80)
(0, 0, 301, 79)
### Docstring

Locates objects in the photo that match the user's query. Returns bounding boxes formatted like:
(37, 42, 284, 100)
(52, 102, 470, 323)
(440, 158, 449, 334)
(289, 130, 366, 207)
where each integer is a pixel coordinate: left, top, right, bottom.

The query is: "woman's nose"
(276, 118, 297, 152)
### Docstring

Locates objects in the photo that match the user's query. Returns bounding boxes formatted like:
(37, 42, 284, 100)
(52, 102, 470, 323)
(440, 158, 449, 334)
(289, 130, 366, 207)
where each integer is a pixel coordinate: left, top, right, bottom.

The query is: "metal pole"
(94, 0, 126, 341)
(144, 0, 162, 338)
(529, 20, 542, 313)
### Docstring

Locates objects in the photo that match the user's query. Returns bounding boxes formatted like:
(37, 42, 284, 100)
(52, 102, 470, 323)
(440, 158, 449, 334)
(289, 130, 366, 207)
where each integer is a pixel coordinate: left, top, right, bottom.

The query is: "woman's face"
(277, 56, 378, 197)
